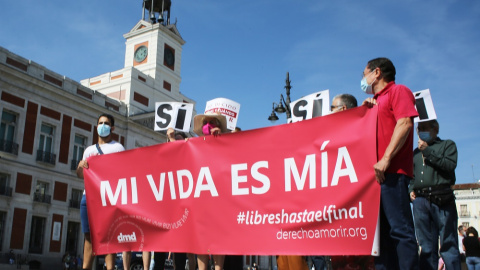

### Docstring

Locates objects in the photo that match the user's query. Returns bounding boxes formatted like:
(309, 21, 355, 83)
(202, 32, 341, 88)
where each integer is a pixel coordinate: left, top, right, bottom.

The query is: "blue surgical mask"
(361, 71, 376, 94)
(418, 131, 432, 143)
(97, 124, 111, 137)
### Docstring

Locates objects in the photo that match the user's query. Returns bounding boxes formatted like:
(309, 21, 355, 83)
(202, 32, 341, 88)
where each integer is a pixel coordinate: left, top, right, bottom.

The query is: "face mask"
(202, 122, 217, 135)
(361, 71, 376, 94)
(418, 131, 432, 143)
(97, 124, 111, 137)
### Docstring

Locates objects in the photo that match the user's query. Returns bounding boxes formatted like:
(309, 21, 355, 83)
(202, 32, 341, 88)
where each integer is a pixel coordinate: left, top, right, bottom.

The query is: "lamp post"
(268, 72, 292, 123)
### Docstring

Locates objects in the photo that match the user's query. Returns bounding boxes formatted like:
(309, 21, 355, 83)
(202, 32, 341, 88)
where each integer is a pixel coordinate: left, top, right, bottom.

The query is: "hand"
(79, 160, 89, 169)
(410, 191, 416, 201)
(167, 128, 176, 141)
(373, 157, 390, 184)
(362, 97, 377, 108)
(210, 127, 221, 136)
(418, 139, 428, 151)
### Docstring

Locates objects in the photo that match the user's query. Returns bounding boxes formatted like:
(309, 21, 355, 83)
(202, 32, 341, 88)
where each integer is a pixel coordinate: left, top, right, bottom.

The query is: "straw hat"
(193, 112, 228, 135)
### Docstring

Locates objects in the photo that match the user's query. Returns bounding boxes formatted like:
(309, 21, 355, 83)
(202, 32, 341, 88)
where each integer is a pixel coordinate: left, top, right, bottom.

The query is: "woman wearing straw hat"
(192, 111, 228, 270)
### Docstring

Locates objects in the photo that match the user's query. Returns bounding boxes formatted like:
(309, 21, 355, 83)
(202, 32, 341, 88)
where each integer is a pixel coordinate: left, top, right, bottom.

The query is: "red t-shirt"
(374, 81, 418, 177)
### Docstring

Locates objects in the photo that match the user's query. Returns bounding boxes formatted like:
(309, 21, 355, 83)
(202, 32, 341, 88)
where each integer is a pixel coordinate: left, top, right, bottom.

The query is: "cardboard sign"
(290, 90, 330, 123)
(204, 98, 240, 130)
(154, 102, 194, 132)
(413, 89, 437, 123)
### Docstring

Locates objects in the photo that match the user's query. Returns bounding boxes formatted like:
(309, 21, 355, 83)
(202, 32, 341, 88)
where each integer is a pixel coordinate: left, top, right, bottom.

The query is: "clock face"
(164, 47, 175, 67)
(134, 46, 148, 63)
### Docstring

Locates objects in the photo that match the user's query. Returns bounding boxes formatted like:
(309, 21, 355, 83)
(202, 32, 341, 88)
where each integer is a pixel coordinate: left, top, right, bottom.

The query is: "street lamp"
(268, 72, 292, 122)
(268, 103, 279, 122)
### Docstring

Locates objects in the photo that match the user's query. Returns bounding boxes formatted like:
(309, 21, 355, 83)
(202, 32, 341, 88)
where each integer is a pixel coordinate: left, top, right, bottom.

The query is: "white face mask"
(97, 123, 111, 137)
(361, 70, 376, 94)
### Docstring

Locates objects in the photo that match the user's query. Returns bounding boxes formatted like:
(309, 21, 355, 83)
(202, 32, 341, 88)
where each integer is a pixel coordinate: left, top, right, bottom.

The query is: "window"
(70, 189, 82, 209)
(33, 181, 51, 204)
(36, 123, 56, 164)
(65, 222, 80, 255)
(0, 211, 5, 251)
(0, 110, 18, 155)
(463, 222, 470, 228)
(0, 173, 12, 197)
(29, 216, 46, 254)
(460, 204, 469, 217)
(71, 135, 86, 170)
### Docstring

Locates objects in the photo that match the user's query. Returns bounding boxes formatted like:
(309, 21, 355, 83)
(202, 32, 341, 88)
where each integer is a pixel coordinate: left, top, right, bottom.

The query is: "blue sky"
(1, 1, 479, 184)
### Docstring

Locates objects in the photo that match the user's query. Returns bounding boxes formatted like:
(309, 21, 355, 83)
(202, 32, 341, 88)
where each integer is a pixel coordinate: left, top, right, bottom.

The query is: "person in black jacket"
(463, 227, 480, 270)
(410, 119, 460, 270)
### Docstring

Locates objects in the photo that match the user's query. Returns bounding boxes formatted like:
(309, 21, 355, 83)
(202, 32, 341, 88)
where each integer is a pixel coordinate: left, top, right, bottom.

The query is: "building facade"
(454, 183, 480, 230)
(0, 3, 195, 268)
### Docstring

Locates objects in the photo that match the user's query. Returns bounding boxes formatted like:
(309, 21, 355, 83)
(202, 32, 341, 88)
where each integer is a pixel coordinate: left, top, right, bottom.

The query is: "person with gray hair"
(311, 93, 368, 270)
(330, 94, 358, 112)
(409, 119, 460, 270)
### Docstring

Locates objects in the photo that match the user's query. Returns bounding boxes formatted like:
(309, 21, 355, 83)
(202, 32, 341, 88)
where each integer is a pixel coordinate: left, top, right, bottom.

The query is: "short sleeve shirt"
(374, 82, 418, 177)
(82, 141, 125, 193)
(82, 140, 125, 160)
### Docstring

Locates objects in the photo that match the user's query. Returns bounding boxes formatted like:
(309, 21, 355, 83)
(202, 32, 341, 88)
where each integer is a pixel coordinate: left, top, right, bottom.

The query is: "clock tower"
(81, 0, 194, 124)
(124, 1, 184, 85)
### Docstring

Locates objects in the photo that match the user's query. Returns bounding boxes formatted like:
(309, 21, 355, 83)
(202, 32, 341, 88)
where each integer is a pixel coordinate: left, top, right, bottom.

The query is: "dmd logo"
(117, 232, 137, 243)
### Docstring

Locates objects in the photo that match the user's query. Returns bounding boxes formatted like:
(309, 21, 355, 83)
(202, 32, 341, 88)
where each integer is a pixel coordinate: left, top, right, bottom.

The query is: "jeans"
(467, 256, 480, 270)
(311, 256, 326, 270)
(374, 173, 419, 270)
(413, 196, 460, 270)
(80, 194, 90, 233)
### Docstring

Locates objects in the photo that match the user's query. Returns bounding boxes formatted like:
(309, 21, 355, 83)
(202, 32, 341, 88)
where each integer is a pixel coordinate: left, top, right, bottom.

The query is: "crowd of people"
(75, 57, 475, 270)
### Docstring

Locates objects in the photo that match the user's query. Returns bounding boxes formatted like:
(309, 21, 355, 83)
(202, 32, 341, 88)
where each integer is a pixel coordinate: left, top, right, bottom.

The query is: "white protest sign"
(290, 90, 330, 123)
(52, 222, 61, 241)
(154, 102, 194, 132)
(204, 98, 240, 130)
(413, 89, 437, 123)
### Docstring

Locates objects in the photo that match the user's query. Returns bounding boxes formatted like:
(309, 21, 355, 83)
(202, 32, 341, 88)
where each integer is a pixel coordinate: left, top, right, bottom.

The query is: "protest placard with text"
(290, 90, 330, 123)
(154, 102, 194, 132)
(84, 106, 380, 256)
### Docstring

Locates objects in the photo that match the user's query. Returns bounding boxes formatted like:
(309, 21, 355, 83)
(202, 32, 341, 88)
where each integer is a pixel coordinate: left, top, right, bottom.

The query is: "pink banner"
(84, 106, 380, 256)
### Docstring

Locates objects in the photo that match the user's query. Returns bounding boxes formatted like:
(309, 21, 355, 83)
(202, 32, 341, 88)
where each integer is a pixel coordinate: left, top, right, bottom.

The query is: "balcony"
(0, 139, 18, 155)
(36, 150, 56, 165)
(0, 186, 12, 197)
(460, 211, 471, 218)
(71, 159, 80, 171)
(33, 192, 51, 204)
(69, 199, 81, 209)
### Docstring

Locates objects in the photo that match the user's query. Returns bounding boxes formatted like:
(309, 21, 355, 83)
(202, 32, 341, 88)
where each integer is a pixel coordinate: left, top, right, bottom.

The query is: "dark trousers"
(310, 256, 326, 270)
(223, 255, 243, 270)
(374, 174, 419, 270)
(152, 252, 189, 270)
(413, 196, 461, 270)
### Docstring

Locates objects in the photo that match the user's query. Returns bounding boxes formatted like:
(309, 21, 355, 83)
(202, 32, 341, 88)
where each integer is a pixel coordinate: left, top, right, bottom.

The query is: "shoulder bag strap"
(95, 143, 104, 155)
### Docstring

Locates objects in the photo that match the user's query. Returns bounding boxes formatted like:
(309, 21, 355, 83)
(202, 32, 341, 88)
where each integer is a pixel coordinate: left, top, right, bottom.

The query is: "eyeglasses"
(362, 68, 377, 78)
(330, 105, 344, 111)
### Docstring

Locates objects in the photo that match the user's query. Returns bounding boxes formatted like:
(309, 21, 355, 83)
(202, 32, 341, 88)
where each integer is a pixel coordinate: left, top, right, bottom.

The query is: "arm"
(362, 97, 377, 107)
(421, 140, 458, 172)
(76, 160, 88, 179)
(167, 127, 176, 142)
(409, 149, 420, 201)
(374, 116, 413, 183)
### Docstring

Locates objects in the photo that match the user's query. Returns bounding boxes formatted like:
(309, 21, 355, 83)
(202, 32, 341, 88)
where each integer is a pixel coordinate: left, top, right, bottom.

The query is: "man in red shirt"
(362, 58, 419, 270)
